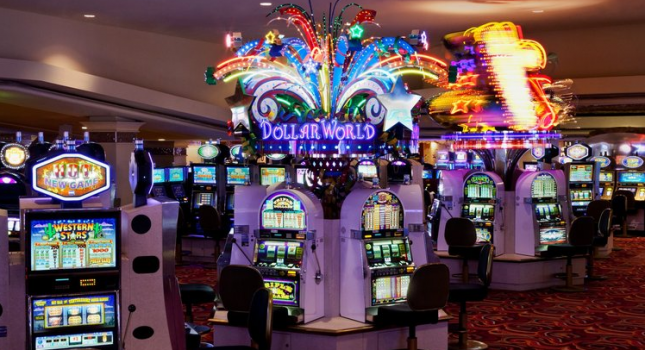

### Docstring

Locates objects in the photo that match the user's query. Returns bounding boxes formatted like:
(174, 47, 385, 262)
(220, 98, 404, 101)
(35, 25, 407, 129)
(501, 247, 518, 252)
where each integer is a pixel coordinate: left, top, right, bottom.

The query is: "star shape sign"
(377, 78, 421, 132)
(349, 24, 364, 39)
(450, 99, 470, 114)
(225, 79, 254, 132)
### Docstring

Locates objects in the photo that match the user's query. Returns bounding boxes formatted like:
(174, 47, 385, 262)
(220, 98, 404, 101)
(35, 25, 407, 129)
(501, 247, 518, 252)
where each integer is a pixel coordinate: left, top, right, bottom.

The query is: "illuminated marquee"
(197, 144, 220, 160)
(1, 143, 29, 169)
(260, 120, 375, 142)
(32, 153, 111, 201)
(622, 156, 644, 169)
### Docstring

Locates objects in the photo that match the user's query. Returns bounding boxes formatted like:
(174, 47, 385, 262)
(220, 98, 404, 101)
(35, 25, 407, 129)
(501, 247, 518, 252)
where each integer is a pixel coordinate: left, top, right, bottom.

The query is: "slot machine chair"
(587, 209, 612, 281)
(376, 263, 450, 350)
(199, 205, 231, 262)
(445, 218, 483, 283)
(448, 244, 494, 350)
(546, 216, 595, 293)
(180, 283, 216, 335)
(177, 206, 190, 265)
(586, 200, 611, 225)
(218, 265, 296, 328)
(612, 191, 634, 237)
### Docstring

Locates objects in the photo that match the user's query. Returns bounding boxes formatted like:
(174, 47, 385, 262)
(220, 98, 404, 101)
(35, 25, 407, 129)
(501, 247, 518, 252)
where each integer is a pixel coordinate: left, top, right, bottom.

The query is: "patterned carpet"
(176, 237, 645, 349)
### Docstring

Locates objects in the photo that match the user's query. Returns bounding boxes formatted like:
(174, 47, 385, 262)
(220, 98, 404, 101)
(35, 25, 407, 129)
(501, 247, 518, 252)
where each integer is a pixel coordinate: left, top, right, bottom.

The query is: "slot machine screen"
(422, 170, 432, 179)
(167, 168, 185, 182)
(260, 167, 286, 186)
(193, 192, 215, 209)
(226, 194, 234, 211)
(357, 160, 378, 179)
(531, 173, 557, 199)
(569, 164, 593, 182)
(364, 239, 412, 266)
(260, 193, 307, 231)
(296, 168, 307, 185)
(371, 274, 411, 306)
(599, 171, 613, 182)
(255, 240, 304, 267)
(31, 292, 118, 350)
(464, 174, 495, 199)
(25, 210, 120, 274)
(539, 227, 567, 245)
(361, 191, 404, 233)
(226, 166, 250, 185)
(152, 168, 166, 184)
(193, 166, 217, 185)
(523, 162, 538, 171)
(618, 172, 645, 184)
(8, 217, 20, 234)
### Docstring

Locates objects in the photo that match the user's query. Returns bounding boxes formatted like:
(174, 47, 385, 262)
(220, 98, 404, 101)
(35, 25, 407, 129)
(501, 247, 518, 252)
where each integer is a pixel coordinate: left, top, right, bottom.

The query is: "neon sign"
(1, 143, 29, 169)
(260, 120, 376, 142)
(197, 144, 220, 160)
(622, 156, 644, 169)
(32, 153, 110, 201)
(565, 144, 590, 161)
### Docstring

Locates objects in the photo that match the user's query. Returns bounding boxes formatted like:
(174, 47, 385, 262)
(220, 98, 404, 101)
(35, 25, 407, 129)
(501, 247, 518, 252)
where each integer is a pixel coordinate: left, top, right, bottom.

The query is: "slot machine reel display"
(340, 189, 426, 323)
(515, 171, 570, 256)
(566, 163, 596, 217)
(460, 172, 505, 252)
(616, 156, 645, 201)
(254, 189, 324, 323)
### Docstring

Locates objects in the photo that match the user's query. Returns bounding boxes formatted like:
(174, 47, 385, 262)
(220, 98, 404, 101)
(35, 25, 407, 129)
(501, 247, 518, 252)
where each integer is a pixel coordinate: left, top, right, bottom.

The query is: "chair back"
(219, 265, 264, 312)
(406, 263, 449, 311)
(598, 208, 612, 238)
(613, 190, 635, 210)
(445, 217, 477, 247)
(477, 244, 495, 287)
(586, 200, 611, 223)
(248, 288, 273, 350)
(198, 205, 222, 237)
(568, 216, 595, 247)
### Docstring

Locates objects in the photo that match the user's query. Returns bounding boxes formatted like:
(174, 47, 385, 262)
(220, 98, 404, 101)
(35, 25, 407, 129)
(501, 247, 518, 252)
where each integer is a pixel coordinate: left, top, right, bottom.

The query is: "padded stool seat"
(546, 244, 589, 257)
(181, 283, 216, 305)
(448, 283, 487, 302)
(448, 245, 483, 260)
(547, 216, 595, 293)
(376, 304, 440, 327)
(227, 307, 295, 329)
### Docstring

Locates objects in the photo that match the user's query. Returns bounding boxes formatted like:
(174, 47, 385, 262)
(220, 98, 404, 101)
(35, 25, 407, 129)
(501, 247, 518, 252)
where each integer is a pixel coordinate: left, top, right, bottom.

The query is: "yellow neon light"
(392, 69, 439, 81)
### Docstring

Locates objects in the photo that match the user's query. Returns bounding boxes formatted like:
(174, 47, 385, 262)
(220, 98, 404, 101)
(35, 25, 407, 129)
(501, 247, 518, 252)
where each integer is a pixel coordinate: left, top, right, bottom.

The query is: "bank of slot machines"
(461, 173, 498, 243)
(531, 173, 567, 253)
(25, 210, 121, 350)
(567, 163, 596, 216)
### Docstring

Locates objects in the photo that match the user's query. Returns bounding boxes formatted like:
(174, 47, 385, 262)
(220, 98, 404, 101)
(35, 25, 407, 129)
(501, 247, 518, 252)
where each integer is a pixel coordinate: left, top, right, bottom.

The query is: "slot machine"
(339, 184, 427, 323)
(166, 167, 190, 205)
(259, 165, 287, 187)
(254, 187, 324, 323)
(515, 170, 570, 256)
(592, 156, 614, 200)
(1, 208, 27, 350)
(460, 171, 505, 253)
(190, 164, 218, 232)
(564, 143, 597, 217)
(435, 151, 452, 170)
(435, 169, 470, 252)
(151, 167, 168, 198)
(356, 159, 379, 183)
(224, 165, 251, 222)
(453, 150, 470, 170)
(616, 155, 645, 201)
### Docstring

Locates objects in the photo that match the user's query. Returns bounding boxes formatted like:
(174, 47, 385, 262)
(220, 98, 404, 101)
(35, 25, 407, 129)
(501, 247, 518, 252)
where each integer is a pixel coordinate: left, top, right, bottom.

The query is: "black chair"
(180, 283, 216, 336)
(612, 191, 634, 237)
(199, 205, 229, 261)
(376, 263, 450, 350)
(547, 216, 595, 292)
(448, 244, 494, 350)
(586, 200, 611, 225)
(176, 206, 190, 265)
(207, 288, 273, 350)
(445, 218, 483, 283)
(587, 208, 612, 281)
(218, 265, 295, 328)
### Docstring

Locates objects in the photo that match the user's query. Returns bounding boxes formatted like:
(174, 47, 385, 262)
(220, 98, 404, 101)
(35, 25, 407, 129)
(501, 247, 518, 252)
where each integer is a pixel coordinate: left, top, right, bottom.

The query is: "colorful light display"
(32, 154, 111, 201)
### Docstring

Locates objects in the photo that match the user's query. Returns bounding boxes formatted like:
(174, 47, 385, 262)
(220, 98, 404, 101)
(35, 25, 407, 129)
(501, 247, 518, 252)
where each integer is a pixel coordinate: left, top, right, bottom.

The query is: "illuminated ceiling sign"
(591, 156, 611, 169)
(1, 143, 29, 169)
(197, 144, 220, 160)
(531, 147, 546, 160)
(32, 153, 111, 201)
(565, 144, 591, 161)
(260, 120, 376, 142)
(622, 156, 644, 169)
(267, 153, 287, 161)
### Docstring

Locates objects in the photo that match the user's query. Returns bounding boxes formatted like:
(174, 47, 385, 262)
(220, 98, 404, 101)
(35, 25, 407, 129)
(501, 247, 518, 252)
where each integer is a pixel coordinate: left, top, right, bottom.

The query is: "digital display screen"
(167, 168, 185, 182)
(455, 151, 468, 162)
(151, 185, 166, 197)
(296, 168, 307, 185)
(531, 173, 557, 199)
(464, 174, 495, 199)
(193, 192, 215, 209)
(226, 194, 234, 211)
(357, 161, 378, 179)
(364, 239, 412, 266)
(27, 212, 119, 273)
(362, 191, 404, 232)
(264, 279, 298, 307)
(422, 170, 432, 179)
(539, 227, 567, 246)
(599, 171, 613, 182)
(33, 331, 115, 350)
(260, 167, 286, 186)
(31, 293, 117, 334)
(226, 167, 250, 185)
(260, 193, 306, 230)
(8, 217, 20, 233)
(255, 240, 304, 267)
(618, 172, 645, 184)
(171, 184, 186, 199)
(569, 164, 593, 182)
(372, 274, 411, 306)
(524, 163, 538, 171)
(152, 168, 166, 184)
(193, 166, 217, 185)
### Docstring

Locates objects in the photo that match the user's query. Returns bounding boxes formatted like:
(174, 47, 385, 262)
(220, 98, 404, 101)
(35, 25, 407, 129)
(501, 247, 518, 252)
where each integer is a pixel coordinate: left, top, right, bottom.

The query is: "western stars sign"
(260, 120, 376, 142)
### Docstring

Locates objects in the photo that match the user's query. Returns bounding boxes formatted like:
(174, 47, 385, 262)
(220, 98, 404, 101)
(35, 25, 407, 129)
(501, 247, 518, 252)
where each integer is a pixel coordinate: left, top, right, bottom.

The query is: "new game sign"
(32, 153, 111, 201)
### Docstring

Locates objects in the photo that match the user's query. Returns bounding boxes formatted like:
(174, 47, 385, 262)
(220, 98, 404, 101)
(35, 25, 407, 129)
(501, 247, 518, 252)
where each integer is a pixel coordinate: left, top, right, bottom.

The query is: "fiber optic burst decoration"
(430, 22, 574, 149)
(443, 130, 562, 150)
(207, 2, 448, 156)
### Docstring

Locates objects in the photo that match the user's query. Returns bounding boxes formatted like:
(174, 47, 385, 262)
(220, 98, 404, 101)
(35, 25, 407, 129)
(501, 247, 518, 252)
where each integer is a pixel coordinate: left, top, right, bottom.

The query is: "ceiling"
(0, 0, 644, 142)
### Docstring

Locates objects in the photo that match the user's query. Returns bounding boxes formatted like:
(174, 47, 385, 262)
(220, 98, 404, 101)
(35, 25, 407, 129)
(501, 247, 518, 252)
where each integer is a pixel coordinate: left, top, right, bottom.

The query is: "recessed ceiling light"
(158, 138, 166, 142)
(532, 10, 544, 13)
(84, 14, 96, 18)
(260, 2, 272, 6)
(81, 126, 88, 130)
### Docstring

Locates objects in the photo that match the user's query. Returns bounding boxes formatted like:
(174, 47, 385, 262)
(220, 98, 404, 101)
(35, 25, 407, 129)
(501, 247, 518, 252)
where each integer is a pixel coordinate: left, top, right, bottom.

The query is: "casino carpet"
(176, 237, 645, 349)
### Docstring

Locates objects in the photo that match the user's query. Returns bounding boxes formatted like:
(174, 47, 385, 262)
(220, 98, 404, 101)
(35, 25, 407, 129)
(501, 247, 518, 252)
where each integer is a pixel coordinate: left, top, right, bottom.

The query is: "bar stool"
(445, 218, 483, 283)
(587, 208, 612, 281)
(547, 216, 595, 292)
(180, 283, 216, 335)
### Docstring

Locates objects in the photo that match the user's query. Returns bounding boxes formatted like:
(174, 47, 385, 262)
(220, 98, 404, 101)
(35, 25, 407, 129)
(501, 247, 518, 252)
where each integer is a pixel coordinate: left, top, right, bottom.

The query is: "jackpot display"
(361, 191, 403, 235)
(261, 193, 306, 231)
(260, 167, 286, 186)
(152, 169, 166, 184)
(192, 166, 217, 185)
(461, 173, 497, 243)
(226, 166, 250, 185)
(357, 160, 378, 180)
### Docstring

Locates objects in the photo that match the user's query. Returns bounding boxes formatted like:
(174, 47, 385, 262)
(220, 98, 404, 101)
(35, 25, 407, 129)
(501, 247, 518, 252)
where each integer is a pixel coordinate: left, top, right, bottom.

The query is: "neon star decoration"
(349, 24, 364, 39)
(450, 100, 470, 114)
(378, 78, 421, 131)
